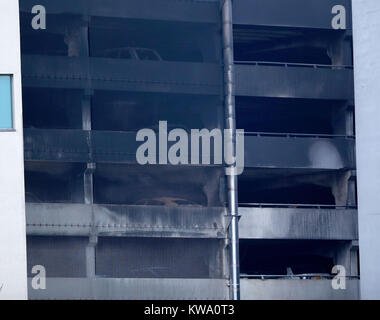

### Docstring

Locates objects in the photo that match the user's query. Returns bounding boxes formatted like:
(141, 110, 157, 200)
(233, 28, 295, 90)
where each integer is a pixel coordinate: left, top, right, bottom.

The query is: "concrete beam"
(21, 55, 222, 95)
(233, 0, 352, 30)
(26, 203, 227, 239)
(27, 277, 229, 300)
(20, 0, 219, 24)
(240, 279, 359, 300)
(239, 207, 358, 240)
(235, 64, 354, 100)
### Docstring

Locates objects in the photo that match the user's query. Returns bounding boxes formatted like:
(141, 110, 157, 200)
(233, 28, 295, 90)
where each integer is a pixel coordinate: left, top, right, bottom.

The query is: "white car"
(101, 47, 163, 61)
(135, 197, 201, 207)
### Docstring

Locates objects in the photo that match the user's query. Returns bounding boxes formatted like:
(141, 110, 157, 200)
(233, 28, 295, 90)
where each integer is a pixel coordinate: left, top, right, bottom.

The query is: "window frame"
(0, 74, 15, 131)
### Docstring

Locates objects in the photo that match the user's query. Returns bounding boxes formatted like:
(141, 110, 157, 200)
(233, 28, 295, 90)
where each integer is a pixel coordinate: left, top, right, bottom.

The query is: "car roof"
(105, 47, 158, 51)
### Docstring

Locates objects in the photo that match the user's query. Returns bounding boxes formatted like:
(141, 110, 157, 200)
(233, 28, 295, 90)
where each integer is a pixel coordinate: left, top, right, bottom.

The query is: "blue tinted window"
(0, 76, 13, 129)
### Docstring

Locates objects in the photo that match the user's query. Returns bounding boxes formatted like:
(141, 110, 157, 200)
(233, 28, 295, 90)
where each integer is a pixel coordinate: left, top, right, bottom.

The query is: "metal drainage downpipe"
(221, 0, 240, 300)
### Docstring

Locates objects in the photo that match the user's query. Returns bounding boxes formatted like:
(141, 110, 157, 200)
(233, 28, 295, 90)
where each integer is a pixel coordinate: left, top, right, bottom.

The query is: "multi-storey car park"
(5, 0, 380, 300)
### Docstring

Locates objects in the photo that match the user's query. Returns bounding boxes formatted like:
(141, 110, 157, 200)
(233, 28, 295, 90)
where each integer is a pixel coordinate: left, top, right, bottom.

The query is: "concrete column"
(86, 235, 97, 278)
(81, 90, 97, 277)
(331, 102, 352, 135)
(345, 103, 355, 136)
(64, 17, 89, 57)
(350, 241, 359, 277)
(347, 171, 356, 208)
(352, 0, 380, 299)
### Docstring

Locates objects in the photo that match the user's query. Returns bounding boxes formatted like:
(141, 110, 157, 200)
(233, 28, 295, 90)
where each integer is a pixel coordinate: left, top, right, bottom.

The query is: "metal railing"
(239, 203, 357, 209)
(244, 131, 355, 139)
(240, 274, 360, 280)
(235, 60, 353, 70)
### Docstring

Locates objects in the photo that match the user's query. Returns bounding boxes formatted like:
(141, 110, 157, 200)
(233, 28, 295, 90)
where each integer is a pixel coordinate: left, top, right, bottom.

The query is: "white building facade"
(0, 1, 28, 300)
(352, 0, 380, 300)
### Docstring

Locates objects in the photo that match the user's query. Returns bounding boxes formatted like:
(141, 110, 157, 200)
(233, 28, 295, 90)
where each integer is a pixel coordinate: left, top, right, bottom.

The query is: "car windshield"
(136, 49, 159, 61)
(174, 199, 194, 206)
(120, 49, 133, 59)
(105, 50, 119, 58)
(137, 199, 165, 205)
